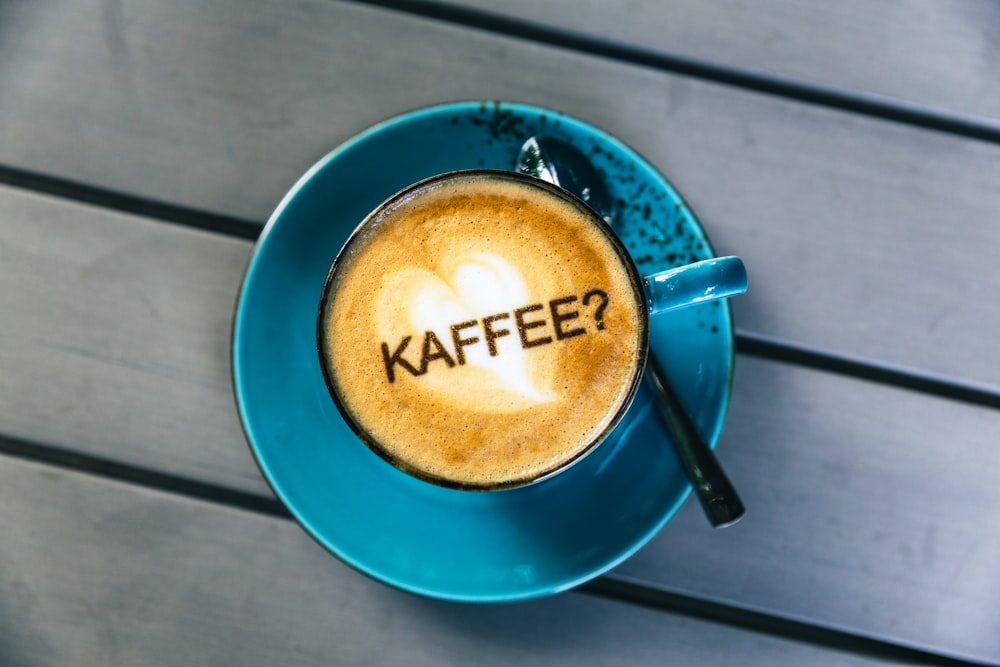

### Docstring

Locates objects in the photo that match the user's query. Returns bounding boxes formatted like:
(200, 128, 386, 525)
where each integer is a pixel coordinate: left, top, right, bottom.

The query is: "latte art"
(374, 252, 559, 402)
(318, 171, 647, 489)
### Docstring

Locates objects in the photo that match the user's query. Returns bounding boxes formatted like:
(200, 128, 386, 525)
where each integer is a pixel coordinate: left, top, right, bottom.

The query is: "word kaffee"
(380, 289, 610, 382)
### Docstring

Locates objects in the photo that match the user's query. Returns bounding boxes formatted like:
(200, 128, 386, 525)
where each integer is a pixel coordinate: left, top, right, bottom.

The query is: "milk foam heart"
(376, 251, 555, 409)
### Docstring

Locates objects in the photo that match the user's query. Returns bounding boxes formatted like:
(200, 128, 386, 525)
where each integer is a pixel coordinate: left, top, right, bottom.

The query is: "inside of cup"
(316, 169, 650, 491)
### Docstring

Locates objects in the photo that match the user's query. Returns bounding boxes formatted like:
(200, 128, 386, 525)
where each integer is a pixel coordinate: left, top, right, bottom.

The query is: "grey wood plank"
(2, 0, 1000, 388)
(437, 0, 1000, 121)
(3, 189, 1000, 661)
(619, 355, 1000, 664)
(0, 455, 888, 667)
(0, 187, 266, 495)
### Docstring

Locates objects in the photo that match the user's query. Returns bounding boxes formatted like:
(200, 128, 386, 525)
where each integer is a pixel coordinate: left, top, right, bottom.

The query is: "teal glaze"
(643, 256, 747, 315)
(232, 101, 735, 602)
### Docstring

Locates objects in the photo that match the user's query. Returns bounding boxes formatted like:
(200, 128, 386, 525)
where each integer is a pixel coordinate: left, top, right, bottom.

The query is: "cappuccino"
(318, 171, 647, 489)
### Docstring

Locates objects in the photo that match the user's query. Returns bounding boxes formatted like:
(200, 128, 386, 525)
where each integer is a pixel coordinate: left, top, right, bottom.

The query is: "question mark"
(582, 289, 609, 330)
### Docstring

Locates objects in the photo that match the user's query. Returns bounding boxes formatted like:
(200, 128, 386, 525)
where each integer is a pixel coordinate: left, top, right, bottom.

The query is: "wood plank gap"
(583, 575, 994, 667)
(0, 163, 261, 241)
(0, 432, 288, 519)
(4, 427, 990, 666)
(736, 330, 1000, 410)
(6, 160, 999, 413)
(0, 434, 987, 667)
(339, 0, 1000, 145)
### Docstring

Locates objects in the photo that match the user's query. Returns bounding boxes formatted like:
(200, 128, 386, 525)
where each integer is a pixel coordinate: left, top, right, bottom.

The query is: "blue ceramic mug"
(233, 101, 741, 601)
(316, 169, 744, 491)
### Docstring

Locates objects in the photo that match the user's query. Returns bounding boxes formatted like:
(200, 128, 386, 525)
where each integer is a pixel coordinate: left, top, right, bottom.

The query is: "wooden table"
(3, 1, 999, 664)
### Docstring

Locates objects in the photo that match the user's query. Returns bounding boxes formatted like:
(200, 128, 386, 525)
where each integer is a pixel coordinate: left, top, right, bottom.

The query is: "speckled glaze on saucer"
(231, 101, 734, 602)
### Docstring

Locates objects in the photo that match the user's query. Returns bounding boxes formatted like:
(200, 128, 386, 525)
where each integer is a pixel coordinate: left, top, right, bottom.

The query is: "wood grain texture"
(0, 187, 264, 494)
(2, 0, 999, 389)
(435, 0, 1000, 121)
(622, 356, 1000, 663)
(4, 0, 1000, 662)
(3, 188, 999, 662)
(0, 454, 888, 667)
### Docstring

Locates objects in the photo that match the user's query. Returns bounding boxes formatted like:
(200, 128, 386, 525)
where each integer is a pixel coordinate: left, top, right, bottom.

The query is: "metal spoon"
(517, 136, 745, 527)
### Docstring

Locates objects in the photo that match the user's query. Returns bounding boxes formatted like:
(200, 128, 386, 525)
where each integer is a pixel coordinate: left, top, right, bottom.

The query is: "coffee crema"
(318, 171, 647, 489)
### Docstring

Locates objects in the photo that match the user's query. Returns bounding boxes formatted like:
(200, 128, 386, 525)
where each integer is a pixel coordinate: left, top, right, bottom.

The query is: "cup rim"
(316, 168, 650, 491)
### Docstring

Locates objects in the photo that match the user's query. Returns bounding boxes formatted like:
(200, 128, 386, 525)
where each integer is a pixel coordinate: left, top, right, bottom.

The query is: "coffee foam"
(320, 172, 645, 488)
(377, 254, 553, 406)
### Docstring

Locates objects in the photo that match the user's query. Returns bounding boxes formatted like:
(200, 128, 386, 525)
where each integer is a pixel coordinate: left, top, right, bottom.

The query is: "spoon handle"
(645, 350, 745, 527)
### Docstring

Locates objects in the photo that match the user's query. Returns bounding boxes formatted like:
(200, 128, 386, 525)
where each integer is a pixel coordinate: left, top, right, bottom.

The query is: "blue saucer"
(232, 101, 734, 602)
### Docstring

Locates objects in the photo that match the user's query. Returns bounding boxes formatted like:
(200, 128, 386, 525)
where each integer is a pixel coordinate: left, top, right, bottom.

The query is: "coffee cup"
(233, 101, 744, 600)
(317, 169, 745, 491)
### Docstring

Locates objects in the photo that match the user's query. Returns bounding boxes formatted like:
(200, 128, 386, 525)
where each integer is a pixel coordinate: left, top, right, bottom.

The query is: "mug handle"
(643, 256, 747, 316)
